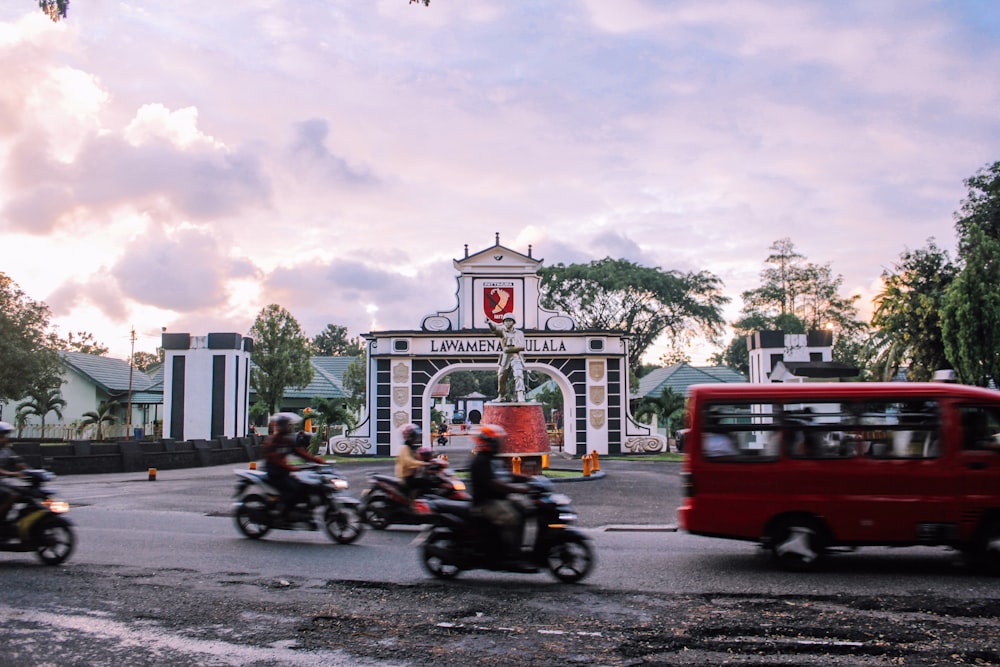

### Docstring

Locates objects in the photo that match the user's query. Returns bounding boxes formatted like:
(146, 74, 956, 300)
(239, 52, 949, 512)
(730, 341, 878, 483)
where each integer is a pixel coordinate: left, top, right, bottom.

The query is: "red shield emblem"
(484, 286, 514, 322)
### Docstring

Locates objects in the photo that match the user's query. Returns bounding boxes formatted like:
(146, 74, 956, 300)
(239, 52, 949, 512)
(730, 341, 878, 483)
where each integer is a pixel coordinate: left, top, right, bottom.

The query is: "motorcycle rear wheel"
(545, 534, 594, 583)
(234, 494, 272, 539)
(324, 504, 363, 544)
(421, 531, 461, 579)
(361, 494, 393, 530)
(34, 516, 75, 565)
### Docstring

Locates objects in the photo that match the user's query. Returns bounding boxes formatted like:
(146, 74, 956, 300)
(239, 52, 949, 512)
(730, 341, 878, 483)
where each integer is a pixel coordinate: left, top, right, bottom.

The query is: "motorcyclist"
(0, 421, 26, 522)
(468, 424, 534, 570)
(395, 423, 429, 497)
(262, 412, 326, 520)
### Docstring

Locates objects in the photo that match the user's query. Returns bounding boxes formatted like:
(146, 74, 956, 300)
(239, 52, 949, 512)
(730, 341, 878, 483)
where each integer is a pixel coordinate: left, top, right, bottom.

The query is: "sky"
(2, 1, 999, 365)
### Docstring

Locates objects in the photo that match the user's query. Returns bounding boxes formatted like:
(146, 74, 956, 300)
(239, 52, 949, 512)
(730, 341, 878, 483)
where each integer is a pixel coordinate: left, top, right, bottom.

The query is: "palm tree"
(308, 397, 358, 454)
(16, 385, 68, 438)
(634, 388, 686, 440)
(80, 400, 118, 441)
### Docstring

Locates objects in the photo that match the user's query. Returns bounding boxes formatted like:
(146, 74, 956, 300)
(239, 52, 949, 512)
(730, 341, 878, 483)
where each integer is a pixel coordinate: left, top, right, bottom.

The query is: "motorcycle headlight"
(45, 499, 70, 514)
(452, 480, 466, 491)
(332, 479, 349, 491)
(557, 511, 577, 523)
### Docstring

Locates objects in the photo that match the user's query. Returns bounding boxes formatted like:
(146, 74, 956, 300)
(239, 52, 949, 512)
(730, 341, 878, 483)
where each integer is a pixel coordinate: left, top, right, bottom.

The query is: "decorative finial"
(464, 244, 469, 258)
(528, 244, 533, 258)
(495, 232, 500, 245)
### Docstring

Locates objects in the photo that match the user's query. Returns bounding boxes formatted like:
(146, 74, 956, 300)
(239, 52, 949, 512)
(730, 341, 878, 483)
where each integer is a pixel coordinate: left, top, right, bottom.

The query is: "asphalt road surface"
(1, 454, 998, 666)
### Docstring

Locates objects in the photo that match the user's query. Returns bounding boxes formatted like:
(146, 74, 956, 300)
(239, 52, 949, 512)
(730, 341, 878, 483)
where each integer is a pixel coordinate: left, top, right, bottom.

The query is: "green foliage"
(633, 388, 686, 437)
(308, 397, 357, 433)
(941, 225, 1000, 387)
(16, 383, 67, 434)
(311, 324, 365, 356)
(80, 400, 117, 440)
(445, 370, 497, 401)
(38, 0, 68, 22)
(130, 351, 161, 372)
(955, 160, 1000, 258)
(866, 240, 957, 381)
(0, 273, 63, 403)
(539, 257, 728, 376)
(533, 383, 563, 422)
(722, 239, 866, 373)
(735, 238, 863, 335)
(342, 350, 368, 415)
(58, 331, 109, 356)
(248, 304, 314, 415)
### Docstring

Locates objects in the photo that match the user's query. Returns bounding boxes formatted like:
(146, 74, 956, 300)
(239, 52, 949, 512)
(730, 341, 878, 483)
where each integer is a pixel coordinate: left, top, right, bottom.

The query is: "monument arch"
(331, 239, 665, 457)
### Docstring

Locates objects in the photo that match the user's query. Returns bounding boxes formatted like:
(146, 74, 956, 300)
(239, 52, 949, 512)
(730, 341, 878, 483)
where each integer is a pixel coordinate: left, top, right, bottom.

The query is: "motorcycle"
(232, 463, 363, 544)
(413, 476, 594, 583)
(360, 459, 470, 530)
(0, 469, 75, 565)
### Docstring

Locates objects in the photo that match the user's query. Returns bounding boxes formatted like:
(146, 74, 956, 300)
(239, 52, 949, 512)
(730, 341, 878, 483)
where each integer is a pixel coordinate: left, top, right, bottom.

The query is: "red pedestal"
(482, 402, 550, 458)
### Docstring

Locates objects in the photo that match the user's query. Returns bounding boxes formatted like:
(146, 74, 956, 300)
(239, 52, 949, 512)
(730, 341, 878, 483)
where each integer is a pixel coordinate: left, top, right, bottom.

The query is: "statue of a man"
(486, 314, 527, 403)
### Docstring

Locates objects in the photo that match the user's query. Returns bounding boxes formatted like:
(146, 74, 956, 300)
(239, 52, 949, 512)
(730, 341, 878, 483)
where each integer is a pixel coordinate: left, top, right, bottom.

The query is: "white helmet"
(0, 421, 13, 435)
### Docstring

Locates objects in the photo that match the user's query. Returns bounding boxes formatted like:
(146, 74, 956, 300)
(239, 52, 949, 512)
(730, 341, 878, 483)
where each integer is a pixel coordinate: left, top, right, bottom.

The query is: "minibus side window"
(701, 402, 779, 462)
(780, 402, 857, 460)
(856, 400, 941, 459)
(960, 406, 1000, 453)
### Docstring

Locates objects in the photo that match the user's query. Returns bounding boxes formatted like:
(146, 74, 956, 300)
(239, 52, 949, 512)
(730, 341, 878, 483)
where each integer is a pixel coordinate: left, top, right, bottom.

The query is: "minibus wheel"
(768, 517, 828, 572)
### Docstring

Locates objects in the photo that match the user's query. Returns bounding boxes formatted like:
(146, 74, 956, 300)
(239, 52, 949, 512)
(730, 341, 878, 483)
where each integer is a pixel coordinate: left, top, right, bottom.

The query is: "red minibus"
(677, 382, 1000, 571)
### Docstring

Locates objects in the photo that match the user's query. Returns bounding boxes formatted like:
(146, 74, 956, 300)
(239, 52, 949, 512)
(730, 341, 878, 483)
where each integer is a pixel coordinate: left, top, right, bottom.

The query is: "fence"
(12, 422, 163, 441)
(11, 436, 262, 475)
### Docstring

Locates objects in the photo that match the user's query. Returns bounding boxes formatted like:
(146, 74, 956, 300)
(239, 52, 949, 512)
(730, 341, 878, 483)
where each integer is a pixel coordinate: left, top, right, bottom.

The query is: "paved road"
(4, 455, 1000, 666)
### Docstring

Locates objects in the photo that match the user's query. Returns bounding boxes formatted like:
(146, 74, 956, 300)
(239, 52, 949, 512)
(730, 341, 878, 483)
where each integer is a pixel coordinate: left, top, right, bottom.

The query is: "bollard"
(541, 453, 549, 470)
(512, 456, 522, 475)
(147, 467, 157, 481)
(590, 450, 600, 472)
(249, 461, 257, 470)
(582, 454, 592, 477)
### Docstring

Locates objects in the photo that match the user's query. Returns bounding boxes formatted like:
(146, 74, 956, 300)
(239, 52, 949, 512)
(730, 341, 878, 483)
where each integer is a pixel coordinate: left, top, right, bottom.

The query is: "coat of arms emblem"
(484, 286, 514, 323)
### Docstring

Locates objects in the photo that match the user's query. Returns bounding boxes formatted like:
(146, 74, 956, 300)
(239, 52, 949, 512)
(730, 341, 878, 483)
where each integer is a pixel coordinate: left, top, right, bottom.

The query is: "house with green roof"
(637, 362, 747, 400)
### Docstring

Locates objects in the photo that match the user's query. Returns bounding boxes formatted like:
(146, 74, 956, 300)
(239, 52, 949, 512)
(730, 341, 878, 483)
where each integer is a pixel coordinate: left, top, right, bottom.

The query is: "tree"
(865, 240, 957, 381)
(954, 160, 1000, 257)
(0, 272, 63, 403)
(719, 239, 866, 375)
(633, 388, 686, 438)
(248, 304, 314, 415)
(38, 0, 68, 22)
(342, 350, 368, 416)
(130, 351, 161, 372)
(311, 324, 364, 356)
(941, 225, 1000, 387)
(59, 331, 109, 356)
(309, 397, 357, 435)
(737, 239, 863, 335)
(539, 258, 728, 376)
(80, 400, 117, 440)
(16, 383, 67, 437)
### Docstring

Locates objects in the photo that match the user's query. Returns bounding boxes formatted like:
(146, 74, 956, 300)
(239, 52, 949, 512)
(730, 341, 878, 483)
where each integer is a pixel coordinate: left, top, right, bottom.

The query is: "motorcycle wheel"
(421, 531, 461, 579)
(324, 504, 363, 544)
(33, 516, 75, 566)
(361, 494, 393, 530)
(234, 494, 272, 539)
(545, 534, 594, 583)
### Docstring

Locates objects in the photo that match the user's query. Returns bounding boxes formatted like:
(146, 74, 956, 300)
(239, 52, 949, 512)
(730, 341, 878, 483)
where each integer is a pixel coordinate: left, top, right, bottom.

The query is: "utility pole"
(127, 327, 136, 437)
